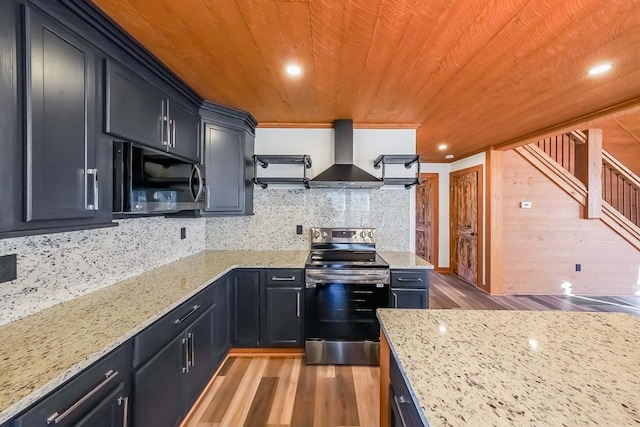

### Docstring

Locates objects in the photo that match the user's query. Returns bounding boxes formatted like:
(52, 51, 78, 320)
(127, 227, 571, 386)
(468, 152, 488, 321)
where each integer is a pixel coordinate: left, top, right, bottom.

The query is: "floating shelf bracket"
(253, 154, 312, 189)
(373, 154, 421, 189)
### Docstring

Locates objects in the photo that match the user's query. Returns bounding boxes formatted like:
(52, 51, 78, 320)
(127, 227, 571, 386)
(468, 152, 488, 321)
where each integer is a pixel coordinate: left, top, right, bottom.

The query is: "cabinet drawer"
(391, 270, 428, 289)
(133, 284, 215, 367)
(390, 353, 424, 426)
(14, 343, 131, 427)
(264, 269, 303, 286)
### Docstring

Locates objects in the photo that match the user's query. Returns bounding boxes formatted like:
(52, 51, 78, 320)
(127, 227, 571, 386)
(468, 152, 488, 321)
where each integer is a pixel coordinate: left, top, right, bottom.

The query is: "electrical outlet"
(296, 225, 303, 235)
(575, 264, 581, 272)
(0, 254, 17, 284)
(180, 227, 187, 240)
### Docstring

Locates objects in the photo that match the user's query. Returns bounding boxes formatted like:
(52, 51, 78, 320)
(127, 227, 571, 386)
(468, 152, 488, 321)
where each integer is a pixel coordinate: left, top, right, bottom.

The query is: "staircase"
(515, 130, 640, 251)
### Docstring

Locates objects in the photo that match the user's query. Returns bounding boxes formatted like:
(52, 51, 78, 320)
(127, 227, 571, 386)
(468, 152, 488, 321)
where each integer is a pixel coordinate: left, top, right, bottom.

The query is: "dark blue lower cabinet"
(390, 288, 428, 309)
(133, 306, 215, 427)
(231, 270, 261, 347)
(13, 344, 131, 427)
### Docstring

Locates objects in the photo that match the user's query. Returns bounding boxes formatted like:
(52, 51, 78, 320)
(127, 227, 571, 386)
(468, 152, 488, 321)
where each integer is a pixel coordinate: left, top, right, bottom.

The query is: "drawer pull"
(271, 276, 296, 281)
(46, 370, 119, 424)
(393, 394, 409, 427)
(175, 305, 201, 324)
(188, 332, 195, 367)
(397, 277, 422, 282)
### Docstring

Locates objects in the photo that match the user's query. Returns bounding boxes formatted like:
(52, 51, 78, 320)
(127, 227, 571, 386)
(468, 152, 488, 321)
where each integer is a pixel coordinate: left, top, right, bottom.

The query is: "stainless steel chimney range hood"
(308, 120, 383, 189)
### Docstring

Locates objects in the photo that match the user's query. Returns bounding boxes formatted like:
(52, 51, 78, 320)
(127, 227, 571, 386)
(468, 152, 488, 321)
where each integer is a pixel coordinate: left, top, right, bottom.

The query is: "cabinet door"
(105, 60, 167, 151)
(203, 124, 245, 214)
(262, 286, 303, 347)
(213, 277, 230, 366)
(133, 336, 184, 427)
(391, 289, 428, 309)
(169, 100, 200, 162)
(231, 270, 261, 347)
(73, 383, 128, 427)
(182, 308, 214, 414)
(24, 6, 98, 222)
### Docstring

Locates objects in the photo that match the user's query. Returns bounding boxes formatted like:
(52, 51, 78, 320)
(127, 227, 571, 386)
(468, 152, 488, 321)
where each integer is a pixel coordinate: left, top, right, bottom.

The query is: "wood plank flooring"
(183, 356, 379, 427)
(183, 273, 640, 427)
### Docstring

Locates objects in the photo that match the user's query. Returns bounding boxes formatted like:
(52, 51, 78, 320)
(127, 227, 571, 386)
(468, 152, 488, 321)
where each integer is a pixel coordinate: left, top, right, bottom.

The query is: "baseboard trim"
(230, 348, 305, 357)
(435, 267, 451, 273)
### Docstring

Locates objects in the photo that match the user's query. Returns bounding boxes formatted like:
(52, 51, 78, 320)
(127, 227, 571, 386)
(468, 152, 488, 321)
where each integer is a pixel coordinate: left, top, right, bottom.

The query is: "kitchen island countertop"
(378, 309, 640, 426)
(0, 249, 429, 423)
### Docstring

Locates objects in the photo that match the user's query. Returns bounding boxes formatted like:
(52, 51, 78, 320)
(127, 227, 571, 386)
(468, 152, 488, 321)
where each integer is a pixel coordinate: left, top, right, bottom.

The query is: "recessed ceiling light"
(445, 154, 454, 160)
(587, 63, 612, 76)
(438, 143, 447, 150)
(286, 64, 302, 76)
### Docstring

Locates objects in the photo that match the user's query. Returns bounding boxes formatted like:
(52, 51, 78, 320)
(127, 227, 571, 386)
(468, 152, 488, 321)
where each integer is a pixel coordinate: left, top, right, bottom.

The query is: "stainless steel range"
(305, 227, 390, 365)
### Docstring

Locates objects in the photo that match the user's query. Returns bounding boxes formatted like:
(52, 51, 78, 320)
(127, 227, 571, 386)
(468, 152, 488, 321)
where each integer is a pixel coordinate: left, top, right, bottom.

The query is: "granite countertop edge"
(378, 312, 431, 427)
(0, 250, 431, 423)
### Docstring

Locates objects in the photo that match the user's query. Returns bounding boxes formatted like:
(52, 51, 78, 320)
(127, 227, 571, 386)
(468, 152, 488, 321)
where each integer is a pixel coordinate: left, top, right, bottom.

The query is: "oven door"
(305, 281, 389, 341)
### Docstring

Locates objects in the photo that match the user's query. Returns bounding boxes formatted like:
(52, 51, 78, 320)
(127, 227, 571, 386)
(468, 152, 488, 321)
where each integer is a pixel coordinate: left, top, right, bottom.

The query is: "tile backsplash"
(0, 217, 206, 325)
(206, 188, 410, 251)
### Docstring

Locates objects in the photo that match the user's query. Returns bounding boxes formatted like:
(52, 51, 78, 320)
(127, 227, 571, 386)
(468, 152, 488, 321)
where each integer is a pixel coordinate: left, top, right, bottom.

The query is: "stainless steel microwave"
(113, 142, 205, 214)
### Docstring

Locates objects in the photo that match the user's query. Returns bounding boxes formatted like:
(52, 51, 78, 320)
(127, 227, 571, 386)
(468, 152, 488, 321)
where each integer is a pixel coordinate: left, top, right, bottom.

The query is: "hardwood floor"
(182, 356, 379, 427)
(183, 273, 640, 427)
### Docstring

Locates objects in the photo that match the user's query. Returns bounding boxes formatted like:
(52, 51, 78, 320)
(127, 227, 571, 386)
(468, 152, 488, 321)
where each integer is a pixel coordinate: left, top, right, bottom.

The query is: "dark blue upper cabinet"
(105, 60, 166, 151)
(105, 59, 201, 163)
(25, 5, 99, 223)
(0, 3, 113, 237)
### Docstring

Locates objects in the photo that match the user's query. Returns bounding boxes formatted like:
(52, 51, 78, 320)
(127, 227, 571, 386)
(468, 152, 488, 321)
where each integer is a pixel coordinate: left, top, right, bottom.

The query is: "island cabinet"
(231, 269, 305, 348)
(390, 270, 429, 309)
(200, 102, 257, 216)
(105, 60, 201, 163)
(389, 353, 423, 427)
(0, 2, 112, 236)
(13, 343, 132, 427)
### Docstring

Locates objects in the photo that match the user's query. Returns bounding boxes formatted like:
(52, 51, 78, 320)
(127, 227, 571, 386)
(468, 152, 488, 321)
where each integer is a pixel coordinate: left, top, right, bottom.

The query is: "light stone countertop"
(378, 309, 640, 426)
(0, 250, 308, 424)
(0, 249, 430, 423)
(379, 251, 434, 269)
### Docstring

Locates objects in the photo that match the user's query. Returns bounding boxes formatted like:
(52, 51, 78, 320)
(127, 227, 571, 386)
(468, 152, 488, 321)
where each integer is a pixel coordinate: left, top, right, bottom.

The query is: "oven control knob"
(321, 231, 328, 238)
(313, 230, 320, 238)
(368, 231, 374, 238)
(360, 231, 366, 238)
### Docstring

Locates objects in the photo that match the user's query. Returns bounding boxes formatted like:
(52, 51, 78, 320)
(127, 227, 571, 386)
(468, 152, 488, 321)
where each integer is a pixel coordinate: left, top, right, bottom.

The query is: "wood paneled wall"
(596, 119, 640, 177)
(501, 150, 640, 295)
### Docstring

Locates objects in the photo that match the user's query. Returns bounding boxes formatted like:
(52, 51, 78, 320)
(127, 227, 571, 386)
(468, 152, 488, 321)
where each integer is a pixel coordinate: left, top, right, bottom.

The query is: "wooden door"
(450, 167, 482, 286)
(415, 174, 438, 265)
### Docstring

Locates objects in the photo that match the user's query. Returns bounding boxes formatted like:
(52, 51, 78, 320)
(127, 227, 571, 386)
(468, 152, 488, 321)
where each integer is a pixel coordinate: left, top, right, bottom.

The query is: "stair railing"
(602, 150, 640, 227)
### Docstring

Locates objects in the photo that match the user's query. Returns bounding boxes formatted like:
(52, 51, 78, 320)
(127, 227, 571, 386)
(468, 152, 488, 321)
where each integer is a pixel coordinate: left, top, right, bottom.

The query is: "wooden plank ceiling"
(91, 0, 640, 162)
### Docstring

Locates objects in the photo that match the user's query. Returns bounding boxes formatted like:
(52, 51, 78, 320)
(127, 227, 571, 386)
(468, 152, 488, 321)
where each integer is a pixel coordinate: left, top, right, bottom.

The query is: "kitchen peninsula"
(378, 309, 640, 426)
(0, 250, 432, 424)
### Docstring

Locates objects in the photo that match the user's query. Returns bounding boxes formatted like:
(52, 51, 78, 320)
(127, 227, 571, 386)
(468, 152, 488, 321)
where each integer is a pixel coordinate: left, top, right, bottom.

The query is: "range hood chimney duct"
(309, 119, 383, 189)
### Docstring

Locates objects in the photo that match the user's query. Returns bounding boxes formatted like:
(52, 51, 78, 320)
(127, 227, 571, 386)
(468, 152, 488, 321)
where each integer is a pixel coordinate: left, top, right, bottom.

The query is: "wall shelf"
(373, 155, 421, 189)
(253, 155, 312, 189)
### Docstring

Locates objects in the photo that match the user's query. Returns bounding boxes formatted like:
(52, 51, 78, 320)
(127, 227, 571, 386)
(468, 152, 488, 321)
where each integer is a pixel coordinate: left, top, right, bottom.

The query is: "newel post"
(575, 129, 603, 219)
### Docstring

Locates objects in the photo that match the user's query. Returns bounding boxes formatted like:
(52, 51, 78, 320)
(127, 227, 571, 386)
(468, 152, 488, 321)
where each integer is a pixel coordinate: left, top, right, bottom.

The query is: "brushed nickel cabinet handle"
(46, 370, 119, 424)
(271, 276, 296, 281)
(296, 291, 301, 318)
(393, 394, 409, 427)
(397, 277, 422, 282)
(182, 338, 189, 373)
(171, 119, 176, 148)
(393, 292, 398, 308)
(188, 332, 195, 367)
(85, 168, 99, 211)
(174, 305, 201, 324)
(118, 396, 129, 427)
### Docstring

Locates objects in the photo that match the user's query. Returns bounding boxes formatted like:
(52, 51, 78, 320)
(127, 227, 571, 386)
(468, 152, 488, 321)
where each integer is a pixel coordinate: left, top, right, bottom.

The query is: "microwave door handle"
(189, 165, 204, 202)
